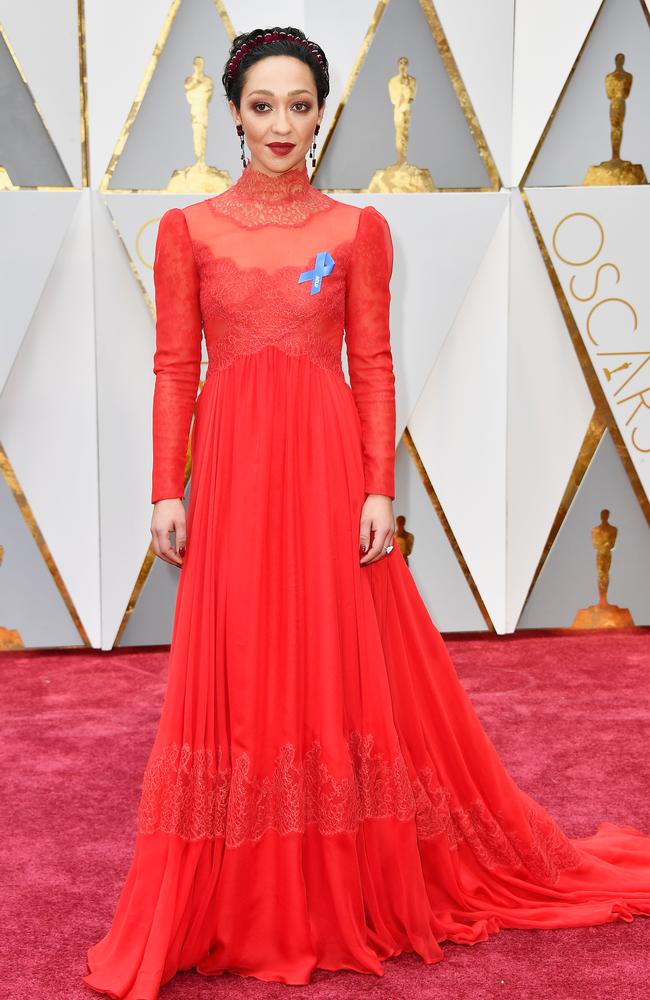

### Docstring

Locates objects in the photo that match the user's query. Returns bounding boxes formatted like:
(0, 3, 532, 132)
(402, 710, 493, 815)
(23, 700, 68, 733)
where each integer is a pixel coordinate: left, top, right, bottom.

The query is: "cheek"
(241, 115, 268, 144)
(296, 116, 318, 143)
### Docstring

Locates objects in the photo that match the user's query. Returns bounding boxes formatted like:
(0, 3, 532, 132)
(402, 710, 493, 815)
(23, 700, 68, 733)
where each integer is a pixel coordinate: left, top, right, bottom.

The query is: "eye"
(250, 101, 312, 113)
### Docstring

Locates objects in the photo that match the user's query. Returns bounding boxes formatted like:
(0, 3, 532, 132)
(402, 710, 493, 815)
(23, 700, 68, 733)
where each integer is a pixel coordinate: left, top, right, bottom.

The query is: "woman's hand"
(151, 498, 186, 567)
(359, 494, 396, 566)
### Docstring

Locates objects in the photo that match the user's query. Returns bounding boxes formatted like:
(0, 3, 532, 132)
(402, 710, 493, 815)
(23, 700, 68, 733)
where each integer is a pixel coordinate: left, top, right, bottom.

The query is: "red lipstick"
(267, 143, 295, 157)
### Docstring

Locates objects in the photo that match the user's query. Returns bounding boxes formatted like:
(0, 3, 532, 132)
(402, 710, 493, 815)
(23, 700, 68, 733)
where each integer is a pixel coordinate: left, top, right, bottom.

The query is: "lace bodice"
(150, 160, 396, 503)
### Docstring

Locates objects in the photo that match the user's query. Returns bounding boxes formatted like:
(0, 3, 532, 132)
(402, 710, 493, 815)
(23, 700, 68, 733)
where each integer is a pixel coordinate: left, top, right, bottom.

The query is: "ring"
(384, 545, 393, 554)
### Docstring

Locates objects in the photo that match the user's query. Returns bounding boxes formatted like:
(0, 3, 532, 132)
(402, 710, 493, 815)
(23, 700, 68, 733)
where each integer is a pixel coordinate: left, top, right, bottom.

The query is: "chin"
(262, 149, 304, 170)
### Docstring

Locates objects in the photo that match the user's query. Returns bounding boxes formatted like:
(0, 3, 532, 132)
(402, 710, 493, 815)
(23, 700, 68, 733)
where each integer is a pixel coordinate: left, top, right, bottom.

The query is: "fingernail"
(179, 545, 186, 558)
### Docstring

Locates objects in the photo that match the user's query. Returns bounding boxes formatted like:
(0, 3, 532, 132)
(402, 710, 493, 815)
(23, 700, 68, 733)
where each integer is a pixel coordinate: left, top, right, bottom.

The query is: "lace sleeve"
(151, 208, 203, 504)
(344, 205, 397, 500)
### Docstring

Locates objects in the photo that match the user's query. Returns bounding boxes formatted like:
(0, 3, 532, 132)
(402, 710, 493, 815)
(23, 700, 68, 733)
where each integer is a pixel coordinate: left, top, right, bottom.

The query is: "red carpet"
(2, 629, 649, 999)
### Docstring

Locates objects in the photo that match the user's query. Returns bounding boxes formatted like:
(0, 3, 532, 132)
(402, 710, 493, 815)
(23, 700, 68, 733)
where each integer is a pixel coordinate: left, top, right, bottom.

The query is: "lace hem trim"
(137, 731, 584, 884)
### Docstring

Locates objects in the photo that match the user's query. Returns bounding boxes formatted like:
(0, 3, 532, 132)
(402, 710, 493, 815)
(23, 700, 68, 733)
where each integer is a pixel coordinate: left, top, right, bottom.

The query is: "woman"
(84, 26, 650, 999)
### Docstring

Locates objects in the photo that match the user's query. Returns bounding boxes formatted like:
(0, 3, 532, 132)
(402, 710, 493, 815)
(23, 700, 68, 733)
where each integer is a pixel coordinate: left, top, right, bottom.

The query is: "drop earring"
(236, 123, 247, 168)
(310, 123, 320, 168)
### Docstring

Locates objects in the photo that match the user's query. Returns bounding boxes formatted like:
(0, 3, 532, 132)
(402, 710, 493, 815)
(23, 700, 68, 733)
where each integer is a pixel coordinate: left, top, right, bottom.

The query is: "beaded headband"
(226, 30, 327, 82)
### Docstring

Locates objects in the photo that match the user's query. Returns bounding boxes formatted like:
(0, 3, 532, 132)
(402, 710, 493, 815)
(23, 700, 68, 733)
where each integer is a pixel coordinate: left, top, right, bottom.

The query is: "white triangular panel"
(104, 193, 211, 308)
(0, 191, 100, 645)
(104, 193, 210, 388)
(0, 193, 79, 393)
(409, 198, 510, 633)
(118, 476, 193, 647)
(84, 0, 172, 189)
(436, 0, 514, 186)
(0, 1, 82, 185)
(92, 194, 164, 649)
(335, 192, 508, 447)
(506, 191, 594, 632)
(0, 473, 83, 648)
(394, 440, 487, 633)
(512, 0, 602, 184)
(528, 184, 650, 504)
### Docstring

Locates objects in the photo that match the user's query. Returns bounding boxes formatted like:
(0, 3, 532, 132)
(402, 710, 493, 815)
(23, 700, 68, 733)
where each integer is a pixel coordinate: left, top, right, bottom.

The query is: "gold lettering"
(617, 384, 650, 426)
(569, 261, 620, 302)
(631, 426, 650, 452)
(585, 297, 637, 346)
(552, 210, 650, 464)
(552, 212, 604, 266)
(595, 351, 650, 396)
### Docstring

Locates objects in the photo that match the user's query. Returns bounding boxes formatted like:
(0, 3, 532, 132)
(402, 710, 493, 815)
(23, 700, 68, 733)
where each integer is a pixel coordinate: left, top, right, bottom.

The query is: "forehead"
(242, 54, 316, 94)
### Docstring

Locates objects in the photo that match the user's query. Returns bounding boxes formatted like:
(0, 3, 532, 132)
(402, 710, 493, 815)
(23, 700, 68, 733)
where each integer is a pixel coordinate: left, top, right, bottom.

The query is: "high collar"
(208, 157, 334, 227)
(232, 159, 312, 202)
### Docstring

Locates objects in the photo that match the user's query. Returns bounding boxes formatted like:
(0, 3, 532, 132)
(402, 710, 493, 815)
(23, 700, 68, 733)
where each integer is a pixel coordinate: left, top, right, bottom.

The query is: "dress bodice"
(151, 160, 396, 503)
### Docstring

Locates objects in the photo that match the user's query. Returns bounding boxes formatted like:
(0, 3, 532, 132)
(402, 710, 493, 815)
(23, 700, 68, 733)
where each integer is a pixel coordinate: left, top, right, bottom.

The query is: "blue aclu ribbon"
(298, 251, 335, 295)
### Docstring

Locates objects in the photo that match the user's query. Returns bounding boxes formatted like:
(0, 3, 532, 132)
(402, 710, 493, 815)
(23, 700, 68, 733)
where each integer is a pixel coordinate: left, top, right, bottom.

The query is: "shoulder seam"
(162, 206, 199, 275)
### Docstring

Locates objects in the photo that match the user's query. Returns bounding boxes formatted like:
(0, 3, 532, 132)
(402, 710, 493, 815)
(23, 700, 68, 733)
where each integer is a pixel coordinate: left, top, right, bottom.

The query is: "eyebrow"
(246, 89, 314, 96)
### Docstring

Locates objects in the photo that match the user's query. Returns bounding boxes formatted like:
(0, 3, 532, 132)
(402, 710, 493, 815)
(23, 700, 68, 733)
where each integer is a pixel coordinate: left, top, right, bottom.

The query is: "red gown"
(84, 160, 650, 998)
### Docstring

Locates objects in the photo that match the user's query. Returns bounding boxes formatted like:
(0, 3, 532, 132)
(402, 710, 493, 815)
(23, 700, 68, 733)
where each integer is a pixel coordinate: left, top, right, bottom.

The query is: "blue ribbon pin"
(298, 251, 335, 294)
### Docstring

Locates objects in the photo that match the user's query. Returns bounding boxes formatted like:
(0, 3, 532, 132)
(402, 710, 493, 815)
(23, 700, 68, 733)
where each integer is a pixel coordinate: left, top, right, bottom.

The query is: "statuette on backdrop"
(167, 56, 232, 193)
(394, 515, 414, 566)
(572, 509, 634, 628)
(583, 53, 647, 186)
(0, 543, 23, 649)
(368, 56, 435, 193)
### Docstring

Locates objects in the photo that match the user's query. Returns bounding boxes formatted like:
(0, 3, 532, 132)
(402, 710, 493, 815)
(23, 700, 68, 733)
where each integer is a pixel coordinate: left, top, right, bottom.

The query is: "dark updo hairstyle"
(222, 26, 330, 110)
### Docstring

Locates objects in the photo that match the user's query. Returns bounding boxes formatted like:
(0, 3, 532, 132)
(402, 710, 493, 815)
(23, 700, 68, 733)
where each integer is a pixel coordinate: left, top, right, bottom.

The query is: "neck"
(247, 159, 306, 178)
(234, 159, 312, 201)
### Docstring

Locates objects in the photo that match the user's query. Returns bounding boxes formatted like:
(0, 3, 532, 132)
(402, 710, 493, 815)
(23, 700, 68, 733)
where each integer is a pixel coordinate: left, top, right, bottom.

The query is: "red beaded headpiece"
(226, 30, 327, 82)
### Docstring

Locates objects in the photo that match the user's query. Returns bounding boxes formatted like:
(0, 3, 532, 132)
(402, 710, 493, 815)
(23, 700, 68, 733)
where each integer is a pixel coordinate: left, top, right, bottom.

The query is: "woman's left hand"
(359, 494, 396, 566)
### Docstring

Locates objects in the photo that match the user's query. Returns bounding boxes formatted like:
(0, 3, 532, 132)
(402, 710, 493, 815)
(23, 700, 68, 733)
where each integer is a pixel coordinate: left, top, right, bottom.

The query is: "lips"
(267, 143, 295, 150)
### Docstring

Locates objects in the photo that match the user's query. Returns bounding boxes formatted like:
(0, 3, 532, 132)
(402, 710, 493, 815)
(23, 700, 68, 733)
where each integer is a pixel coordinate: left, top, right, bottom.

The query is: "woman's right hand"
(151, 498, 186, 567)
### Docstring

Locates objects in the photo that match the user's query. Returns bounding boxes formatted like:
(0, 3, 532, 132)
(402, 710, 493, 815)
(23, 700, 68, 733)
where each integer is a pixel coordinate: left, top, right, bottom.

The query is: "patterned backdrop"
(0, 0, 649, 649)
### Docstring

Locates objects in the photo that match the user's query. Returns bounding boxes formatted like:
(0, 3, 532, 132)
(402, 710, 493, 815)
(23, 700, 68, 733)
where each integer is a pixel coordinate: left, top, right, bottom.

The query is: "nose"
(270, 109, 292, 137)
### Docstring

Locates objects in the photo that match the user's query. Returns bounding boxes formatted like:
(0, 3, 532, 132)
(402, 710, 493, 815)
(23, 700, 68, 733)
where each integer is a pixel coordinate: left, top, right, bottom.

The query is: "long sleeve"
(344, 205, 397, 500)
(151, 208, 203, 504)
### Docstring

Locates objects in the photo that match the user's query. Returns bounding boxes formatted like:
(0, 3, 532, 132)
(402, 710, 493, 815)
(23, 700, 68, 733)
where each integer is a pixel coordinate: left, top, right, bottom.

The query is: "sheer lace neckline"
(208, 159, 336, 228)
(234, 160, 312, 202)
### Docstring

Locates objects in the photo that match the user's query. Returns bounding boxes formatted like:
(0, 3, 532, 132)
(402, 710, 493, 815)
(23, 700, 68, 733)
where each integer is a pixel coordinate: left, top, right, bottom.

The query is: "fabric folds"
(85, 349, 650, 998)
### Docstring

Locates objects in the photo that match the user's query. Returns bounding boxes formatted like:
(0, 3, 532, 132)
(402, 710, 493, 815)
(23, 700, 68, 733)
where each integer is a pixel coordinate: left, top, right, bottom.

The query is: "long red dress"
(84, 160, 650, 998)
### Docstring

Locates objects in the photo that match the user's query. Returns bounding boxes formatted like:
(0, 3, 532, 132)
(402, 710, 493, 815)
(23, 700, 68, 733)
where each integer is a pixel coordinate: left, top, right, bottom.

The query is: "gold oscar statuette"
(394, 515, 414, 567)
(583, 53, 647, 186)
(167, 56, 232, 193)
(0, 543, 24, 649)
(368, 56, 435, 192)
(571, 509, 634, 628)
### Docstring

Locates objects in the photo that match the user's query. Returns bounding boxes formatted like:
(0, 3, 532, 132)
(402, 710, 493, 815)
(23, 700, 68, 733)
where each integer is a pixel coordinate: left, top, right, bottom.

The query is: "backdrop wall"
(1, 0, 649, 650)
